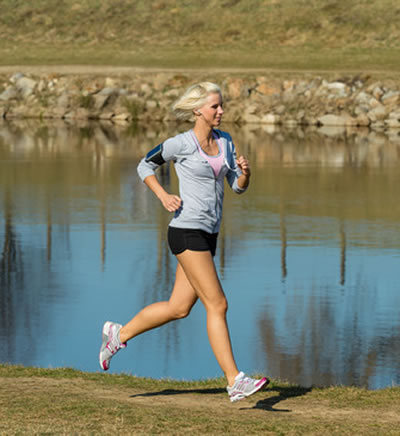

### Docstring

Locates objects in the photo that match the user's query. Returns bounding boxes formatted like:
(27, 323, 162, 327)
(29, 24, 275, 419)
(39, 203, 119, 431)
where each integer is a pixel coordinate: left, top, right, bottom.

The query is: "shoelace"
(106, 341, 120, 355)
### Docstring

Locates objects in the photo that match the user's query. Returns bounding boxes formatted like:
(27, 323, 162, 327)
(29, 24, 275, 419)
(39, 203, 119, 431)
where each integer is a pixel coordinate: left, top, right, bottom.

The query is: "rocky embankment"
(1, 71, 400, 129)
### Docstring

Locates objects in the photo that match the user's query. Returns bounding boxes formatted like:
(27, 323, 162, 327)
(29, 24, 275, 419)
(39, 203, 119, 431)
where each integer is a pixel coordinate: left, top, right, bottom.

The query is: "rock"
(57, 94, 70, 108)
(64, 108, 90, 120)
(152, 73, 169, 91)
(261, 113, 280, 124)
(244, 104, 258, 115)
(145, 100, 158, 110)
(104, 77, 118, 88)
(355, 91, 371, 104)
(314, 85, 329, 97)
(222, 106, 242, 123)
(256, 83, 280, 96)
(344, 115, 358, 127)
(317, 114, 348, 126)
(283, 119, 298, 127)
(368, 97, 381, 109)
(294, 81, 310, 95)
(354, 105, 369, 116)
(163, 111, 177, 122)
(99, 111, 115, 120)
(113, 112, 131, 121)
(381, 91, 400, 106)
(140, 83, 152, 96)
(370, 121, 385, 130)
(275, 105, 286, 115)
(356, 114, 371, 127)
(51, 107, 67, 118)
(324, 81, 348, 96)
(164, 88, 180, 98)
(98, 87, 118, 96)
(372, 86, 384, 100)
(37, 79, 47, 92)
(384, 119, 400, 128)
(318, 125, 346, 136)
(4, 106, 28, 119)
(388, 111, 400, 120)
(283, 80, 295, 91)
(9, 72, 24, 83)
(82, 83, 102, 96)
(303, 115, 318, 126)
(15, 77, 37, 98)
(0, 87, 18, 101)
(335, 98, 348, 110)
(0, 71, 399, 129)
(367, 105, 387, 122)
(226, 79, 245, 99)
(242, 113, 261, 123)
(296, 110, 305, 121)
(261, 124, 277, 134)
(93, 94, 110, 110)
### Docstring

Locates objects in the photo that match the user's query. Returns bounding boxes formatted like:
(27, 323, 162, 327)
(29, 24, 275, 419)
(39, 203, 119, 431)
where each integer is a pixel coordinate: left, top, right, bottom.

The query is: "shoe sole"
(230, 377, 269, 403)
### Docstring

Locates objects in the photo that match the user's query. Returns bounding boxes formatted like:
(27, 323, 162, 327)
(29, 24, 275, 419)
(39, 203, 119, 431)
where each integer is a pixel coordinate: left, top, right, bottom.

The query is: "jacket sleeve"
(137, 136, 181, 182)
(224, 135, 247, 194)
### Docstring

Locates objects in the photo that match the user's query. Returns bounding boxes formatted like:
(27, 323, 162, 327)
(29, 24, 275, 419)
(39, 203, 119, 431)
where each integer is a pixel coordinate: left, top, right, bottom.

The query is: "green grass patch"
(2, 43, 400, 73)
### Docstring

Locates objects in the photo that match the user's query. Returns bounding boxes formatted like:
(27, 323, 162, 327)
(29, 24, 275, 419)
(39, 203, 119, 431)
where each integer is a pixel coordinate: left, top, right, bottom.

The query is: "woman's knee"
(206, 296, 228, 316)
(170, 303, 192, 320)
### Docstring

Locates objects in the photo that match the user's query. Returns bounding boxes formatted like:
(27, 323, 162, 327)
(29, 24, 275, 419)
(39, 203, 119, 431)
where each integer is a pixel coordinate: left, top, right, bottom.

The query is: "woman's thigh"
(176, 249, 226, 310)
(168, 262, 199, 316)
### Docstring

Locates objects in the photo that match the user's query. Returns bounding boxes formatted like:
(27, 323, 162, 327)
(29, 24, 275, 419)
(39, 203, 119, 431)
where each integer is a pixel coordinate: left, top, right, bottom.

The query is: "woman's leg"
(119, 262, 198, 343)
(176, 249, 239, 387)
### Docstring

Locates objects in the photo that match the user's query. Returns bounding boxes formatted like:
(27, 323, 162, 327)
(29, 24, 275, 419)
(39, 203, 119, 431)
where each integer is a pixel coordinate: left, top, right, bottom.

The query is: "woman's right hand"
(160, 193, 182, 212)
(143, 175, 182, 212)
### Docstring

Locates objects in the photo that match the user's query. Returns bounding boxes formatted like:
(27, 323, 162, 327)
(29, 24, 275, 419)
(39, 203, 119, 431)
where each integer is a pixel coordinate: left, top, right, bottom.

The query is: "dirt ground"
(1, 376, 400, 435)
(1, 65, 399, 77)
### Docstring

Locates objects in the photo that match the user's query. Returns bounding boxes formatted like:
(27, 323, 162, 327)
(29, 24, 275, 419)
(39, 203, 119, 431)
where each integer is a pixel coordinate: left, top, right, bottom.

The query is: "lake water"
(1, 119, 400, 389)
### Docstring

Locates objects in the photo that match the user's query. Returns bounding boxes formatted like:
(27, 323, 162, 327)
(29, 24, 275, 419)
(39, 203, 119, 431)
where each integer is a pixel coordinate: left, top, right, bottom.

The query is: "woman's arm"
(138, 135, 184, 212)
(236, 155, 251, 190)
(144, 174, 182, 212)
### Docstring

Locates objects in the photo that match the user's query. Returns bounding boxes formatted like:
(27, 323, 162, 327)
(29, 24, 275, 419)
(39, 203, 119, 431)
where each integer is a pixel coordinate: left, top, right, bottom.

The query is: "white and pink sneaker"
(227, 371, 269, 402)
(99, 321, 127, 371)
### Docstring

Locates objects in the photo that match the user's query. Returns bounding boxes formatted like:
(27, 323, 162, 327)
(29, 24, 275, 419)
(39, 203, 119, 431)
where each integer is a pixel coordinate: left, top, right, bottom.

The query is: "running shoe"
(99, 321, 127, 371)
(227, 371, 269, 402)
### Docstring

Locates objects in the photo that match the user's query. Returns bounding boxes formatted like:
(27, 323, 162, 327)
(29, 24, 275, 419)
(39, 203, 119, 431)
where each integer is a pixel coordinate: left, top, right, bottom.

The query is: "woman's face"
(197, 92, 224, 127)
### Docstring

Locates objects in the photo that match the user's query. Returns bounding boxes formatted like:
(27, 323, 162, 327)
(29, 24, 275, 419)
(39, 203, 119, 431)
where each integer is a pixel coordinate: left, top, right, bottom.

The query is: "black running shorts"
(167, 226, 218, 257)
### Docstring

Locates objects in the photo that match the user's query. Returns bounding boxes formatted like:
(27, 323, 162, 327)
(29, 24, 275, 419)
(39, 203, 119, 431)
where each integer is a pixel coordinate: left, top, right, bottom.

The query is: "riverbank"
(1, 365, 399, 435)
(2, 1, 400, 72)
(1, 69, 400, 129)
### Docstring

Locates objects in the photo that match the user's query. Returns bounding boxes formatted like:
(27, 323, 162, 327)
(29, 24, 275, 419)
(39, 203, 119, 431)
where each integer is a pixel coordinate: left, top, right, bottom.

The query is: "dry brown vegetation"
(1, 366, 400, 435)
(1, 0, 400, 70)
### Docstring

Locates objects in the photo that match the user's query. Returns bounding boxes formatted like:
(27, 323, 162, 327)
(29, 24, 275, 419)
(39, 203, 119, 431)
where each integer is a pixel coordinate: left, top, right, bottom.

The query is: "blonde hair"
(172, 82, 222, 121)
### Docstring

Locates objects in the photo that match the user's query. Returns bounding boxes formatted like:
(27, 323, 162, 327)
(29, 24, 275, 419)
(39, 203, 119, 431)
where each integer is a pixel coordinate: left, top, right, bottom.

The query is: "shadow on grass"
(130, 384, 312, 412)
(240, 385, 313, 412)
(130, 387, 226, 398)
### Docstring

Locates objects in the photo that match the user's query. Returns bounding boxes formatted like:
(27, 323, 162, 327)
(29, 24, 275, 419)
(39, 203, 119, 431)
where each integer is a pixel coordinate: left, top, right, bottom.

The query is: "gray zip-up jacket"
(137, 129, 247, 234)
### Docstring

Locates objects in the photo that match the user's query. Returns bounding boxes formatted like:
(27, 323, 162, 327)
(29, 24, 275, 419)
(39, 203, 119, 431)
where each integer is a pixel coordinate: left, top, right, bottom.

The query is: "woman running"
(99, 82, 268, 402)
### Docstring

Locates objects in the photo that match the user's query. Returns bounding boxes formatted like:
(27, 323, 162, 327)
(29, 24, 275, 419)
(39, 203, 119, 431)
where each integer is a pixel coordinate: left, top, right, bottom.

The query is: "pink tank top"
(191, 131, 225, 178)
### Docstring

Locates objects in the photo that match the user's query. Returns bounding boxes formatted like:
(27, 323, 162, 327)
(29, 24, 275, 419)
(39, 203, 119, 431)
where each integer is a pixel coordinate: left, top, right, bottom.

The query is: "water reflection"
(1, 119, 400, 389)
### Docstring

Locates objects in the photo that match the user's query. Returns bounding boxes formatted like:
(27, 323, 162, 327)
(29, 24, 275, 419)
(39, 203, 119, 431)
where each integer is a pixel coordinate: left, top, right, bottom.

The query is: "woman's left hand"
(236, 155, 251, 177)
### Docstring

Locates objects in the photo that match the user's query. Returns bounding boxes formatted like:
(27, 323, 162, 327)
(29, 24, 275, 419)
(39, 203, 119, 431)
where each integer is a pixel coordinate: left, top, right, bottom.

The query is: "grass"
(1, 364, 400, 435)
(3, 43, 400, 73)
(1, 0, 400, 72)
